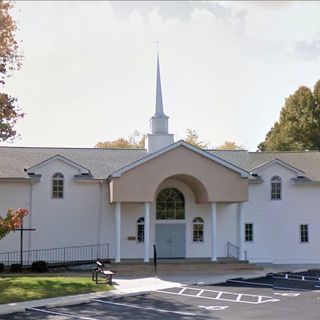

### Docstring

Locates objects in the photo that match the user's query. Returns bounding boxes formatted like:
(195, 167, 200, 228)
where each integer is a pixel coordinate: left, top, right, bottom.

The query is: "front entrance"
(155, 224, 186, 258)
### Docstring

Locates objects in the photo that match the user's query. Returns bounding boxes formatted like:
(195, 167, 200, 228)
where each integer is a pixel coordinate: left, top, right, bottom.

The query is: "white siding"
(245, 163, 320, 264)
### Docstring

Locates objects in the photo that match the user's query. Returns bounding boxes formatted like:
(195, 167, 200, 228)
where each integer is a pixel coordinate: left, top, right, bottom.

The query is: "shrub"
(31, 260, 48, 272)
(0, 263, 4, 273)
(10, 263, 22, 272)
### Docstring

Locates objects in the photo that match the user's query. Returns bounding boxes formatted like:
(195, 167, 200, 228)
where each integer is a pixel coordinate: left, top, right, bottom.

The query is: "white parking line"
(93, 299, 197, 316)
(28, 307, 99, 320)
(273, 276, 320, 283)
(157, 287, 279, 304)
(227, 279, 318, 291)
(227, 279, 273, 287)
(196, 289, 204, 296)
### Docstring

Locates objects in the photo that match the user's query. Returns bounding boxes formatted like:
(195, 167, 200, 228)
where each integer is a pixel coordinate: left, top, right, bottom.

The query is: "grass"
(0, 275, 113, 304)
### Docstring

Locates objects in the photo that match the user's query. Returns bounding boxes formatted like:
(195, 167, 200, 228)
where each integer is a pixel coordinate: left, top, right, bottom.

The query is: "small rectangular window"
(52, 173, 64, 199)
(300, 224, 309, 243)
(271, 184, 281, 200)
(245, 223, 253, 242)
(271, 176, 281, 200)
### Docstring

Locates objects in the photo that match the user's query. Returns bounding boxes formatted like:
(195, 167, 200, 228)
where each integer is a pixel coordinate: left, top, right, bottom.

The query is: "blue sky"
(3, 1, 320, 150)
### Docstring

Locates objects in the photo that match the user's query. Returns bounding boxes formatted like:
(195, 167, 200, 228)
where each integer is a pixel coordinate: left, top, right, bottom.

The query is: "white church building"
(1, 56, 319, 265)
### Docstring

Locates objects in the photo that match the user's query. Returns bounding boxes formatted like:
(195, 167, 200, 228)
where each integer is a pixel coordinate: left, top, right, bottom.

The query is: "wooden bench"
(92, 261, 114, 285)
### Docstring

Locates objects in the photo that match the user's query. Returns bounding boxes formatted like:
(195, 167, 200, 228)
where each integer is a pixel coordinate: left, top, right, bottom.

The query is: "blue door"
(155, 224, 186, 258)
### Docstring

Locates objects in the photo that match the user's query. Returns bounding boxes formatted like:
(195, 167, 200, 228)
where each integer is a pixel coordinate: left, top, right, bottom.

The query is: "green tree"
(0, 208, 28, 240)
(216, 141, 245, 150)
(258, 80, 320, 151)
(0, 1, 24, 142)
(96, 130, 146, 149)
(184, 128, 211, 149)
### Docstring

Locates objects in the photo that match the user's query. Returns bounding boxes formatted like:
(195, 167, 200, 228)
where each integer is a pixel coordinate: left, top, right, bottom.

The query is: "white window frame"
(299, 224, 309, 244)
(245, 223, 253, 242)
(271, 176, 281, 200)
(192, 217, 204, 243)
(137, 217, 144, 243)
(52, 172, 64, 199)
(156, 188, 185, 220)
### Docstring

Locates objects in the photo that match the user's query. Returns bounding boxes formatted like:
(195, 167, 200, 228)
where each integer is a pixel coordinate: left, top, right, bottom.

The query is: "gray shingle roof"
(1, 146, 320, 181)
(208, 150, 320, 181)
(0, 147, 147, 179)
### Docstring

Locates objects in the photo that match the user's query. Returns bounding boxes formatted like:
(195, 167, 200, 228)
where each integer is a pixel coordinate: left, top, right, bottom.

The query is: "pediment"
(27, 154, 90, 175)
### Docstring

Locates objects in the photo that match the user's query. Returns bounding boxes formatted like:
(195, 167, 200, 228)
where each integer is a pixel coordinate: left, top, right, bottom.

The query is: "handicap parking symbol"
(274, 293, 301, 297)
(198, 305, 229, 311)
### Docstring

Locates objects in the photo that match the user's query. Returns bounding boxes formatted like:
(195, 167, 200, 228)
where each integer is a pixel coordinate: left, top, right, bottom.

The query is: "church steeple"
(145, 54, 174, 153)
(154, 54, 168, 118)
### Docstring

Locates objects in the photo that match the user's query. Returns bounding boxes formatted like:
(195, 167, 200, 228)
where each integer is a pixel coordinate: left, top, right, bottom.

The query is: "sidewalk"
(0, 264, 317, 316)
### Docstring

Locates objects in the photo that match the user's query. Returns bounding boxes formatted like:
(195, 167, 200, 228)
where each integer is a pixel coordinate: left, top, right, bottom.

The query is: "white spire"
(145, 52, 174, 153)
(155, 54, 168, 118)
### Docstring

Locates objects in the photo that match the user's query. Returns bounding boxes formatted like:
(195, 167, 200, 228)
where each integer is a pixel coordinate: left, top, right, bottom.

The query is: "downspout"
(27, 180, 33, 255)
(97, 180, 103, 247)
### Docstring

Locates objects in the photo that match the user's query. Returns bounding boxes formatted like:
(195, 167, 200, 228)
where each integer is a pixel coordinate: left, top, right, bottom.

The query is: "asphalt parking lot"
(2, 270, 320, 320)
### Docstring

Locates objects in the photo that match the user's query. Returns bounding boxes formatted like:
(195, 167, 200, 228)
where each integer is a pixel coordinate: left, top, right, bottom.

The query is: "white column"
(238, 203, 245, 260)
(115, 202, 121, 263)
(144, 202, 150, 262)
(211, 202, 217, 261)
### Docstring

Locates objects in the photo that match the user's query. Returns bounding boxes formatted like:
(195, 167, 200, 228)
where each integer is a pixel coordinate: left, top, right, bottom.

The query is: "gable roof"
(0, 146, 147, 179)
(27, 154, 91, 174)
(110, 140, 250, 178)
(1, 145, 320, 181)
(207, 150, 320, 181)
(250, 158, 305, 175)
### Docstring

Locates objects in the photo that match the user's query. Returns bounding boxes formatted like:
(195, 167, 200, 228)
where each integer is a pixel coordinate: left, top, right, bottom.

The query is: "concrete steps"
(104, 259, 262, 276)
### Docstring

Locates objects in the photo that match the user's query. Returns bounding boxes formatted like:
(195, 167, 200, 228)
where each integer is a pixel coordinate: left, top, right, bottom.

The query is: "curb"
(0, 268, 313, 316)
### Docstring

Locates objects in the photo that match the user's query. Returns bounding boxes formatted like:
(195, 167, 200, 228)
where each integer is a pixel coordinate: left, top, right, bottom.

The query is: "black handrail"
(0, 243, 109, 266)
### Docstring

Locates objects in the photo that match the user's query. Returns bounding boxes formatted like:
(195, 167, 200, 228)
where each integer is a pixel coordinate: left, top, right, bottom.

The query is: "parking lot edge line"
(273, 276, 320, 283)
(273, 286, 310, 291)
(227, 279, 273, 287)
(92, 299, 197, 316)
(27, 307, 99, 320)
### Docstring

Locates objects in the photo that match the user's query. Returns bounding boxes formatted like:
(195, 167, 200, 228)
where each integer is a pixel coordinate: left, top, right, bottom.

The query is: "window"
(156, 188, 185, 220)
(245, 223, 253, 242)
(52, 172, 64, 198)
(271, 176, 281, 200)
(137, 217, 144, 243)
(300, 224, 309, 243)
(193, 217, 204, 242)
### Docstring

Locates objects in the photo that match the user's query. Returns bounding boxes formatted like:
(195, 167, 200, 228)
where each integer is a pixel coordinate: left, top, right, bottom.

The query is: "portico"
(108, 141, 249, 263)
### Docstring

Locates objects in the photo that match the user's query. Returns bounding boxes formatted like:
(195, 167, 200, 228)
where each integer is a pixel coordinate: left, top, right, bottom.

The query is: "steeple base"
(146, 133, 174, 153)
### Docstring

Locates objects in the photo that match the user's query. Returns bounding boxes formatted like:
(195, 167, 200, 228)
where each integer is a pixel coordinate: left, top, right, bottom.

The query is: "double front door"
(155, 224, 186, 258)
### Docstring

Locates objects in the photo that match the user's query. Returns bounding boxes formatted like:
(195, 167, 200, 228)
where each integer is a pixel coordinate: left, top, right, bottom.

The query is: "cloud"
(293, 39, 320, 61)
(110, 1, 233, 21)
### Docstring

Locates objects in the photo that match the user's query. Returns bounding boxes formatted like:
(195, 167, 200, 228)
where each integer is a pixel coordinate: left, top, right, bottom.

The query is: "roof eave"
(110, 140, 250, 178)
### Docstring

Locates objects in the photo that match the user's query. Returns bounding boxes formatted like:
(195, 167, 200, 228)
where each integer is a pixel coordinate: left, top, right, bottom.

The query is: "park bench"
(92, 260, 114, 285)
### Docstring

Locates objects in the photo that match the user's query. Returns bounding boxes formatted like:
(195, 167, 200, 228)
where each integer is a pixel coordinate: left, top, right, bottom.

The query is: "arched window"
(193, 217, 204, 242)
(137, 217, 144, 243)
(271, 176, 281, 200)
(156, 188, 185, 220)
(52, 172, 64, 198)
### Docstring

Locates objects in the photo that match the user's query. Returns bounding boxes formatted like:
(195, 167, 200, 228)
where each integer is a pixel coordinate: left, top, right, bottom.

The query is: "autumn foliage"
(0, 208, 28, 240)
(0, 1, 24, 142)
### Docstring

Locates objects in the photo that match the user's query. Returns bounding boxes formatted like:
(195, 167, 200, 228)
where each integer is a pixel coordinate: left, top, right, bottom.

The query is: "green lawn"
(0, 275, 113, 304)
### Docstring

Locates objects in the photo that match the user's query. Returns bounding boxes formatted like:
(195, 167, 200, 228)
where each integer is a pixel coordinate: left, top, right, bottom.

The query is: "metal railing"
(0, 243, 109, 266)
(227, 242, 248, 261)
(227, 241, 240, 259)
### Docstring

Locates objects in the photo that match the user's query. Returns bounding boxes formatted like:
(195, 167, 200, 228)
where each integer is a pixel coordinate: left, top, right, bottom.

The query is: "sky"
(2, 1, 320, 151)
